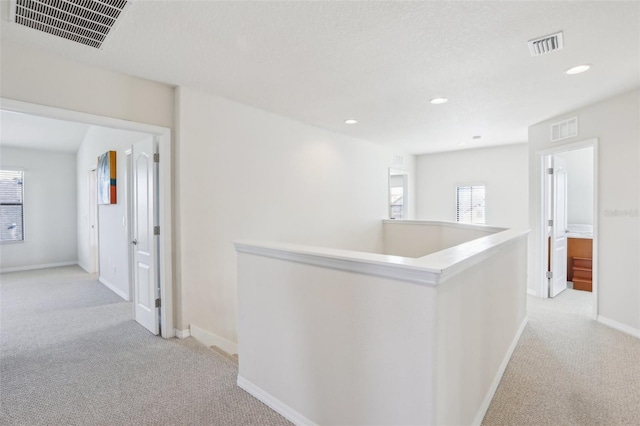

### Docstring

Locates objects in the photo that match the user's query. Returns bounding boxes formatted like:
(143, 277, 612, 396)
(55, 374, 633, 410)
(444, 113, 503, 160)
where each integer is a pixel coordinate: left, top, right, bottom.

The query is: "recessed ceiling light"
(566, 64, 591, 75)
(344, 119, 358, 124)
(472, 135, 482, 140)
(430, 97, 448, 105)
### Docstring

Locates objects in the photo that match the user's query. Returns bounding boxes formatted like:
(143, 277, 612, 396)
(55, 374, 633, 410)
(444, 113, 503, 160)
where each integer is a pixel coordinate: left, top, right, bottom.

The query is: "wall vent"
(9, 0, 129, 49)
(528, 31, 564, 56)
(550, 117, 578, 142)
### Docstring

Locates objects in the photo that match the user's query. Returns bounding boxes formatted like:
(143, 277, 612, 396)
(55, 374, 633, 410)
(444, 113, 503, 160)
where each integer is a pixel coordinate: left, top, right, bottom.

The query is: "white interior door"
(550, 156, 568, 297)
(132, 137, 160, 335)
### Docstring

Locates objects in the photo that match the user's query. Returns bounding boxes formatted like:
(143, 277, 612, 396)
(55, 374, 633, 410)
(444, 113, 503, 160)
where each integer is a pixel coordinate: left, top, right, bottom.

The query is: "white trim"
(78, 261, 94, 274)
(1, 98, 175, 339)
(190, 324, 238, 355)
(236, 241, 442, 286)
(527, 288, 539, 297)
(98, 276, 128, 301)
(237, 376, 317, 426)
(175, 328, 191, 339)
(235, 229, 528, 287)
(473, 317, 528, 426)
(597, 315, 640, 339)
(0, 261, 78, 274)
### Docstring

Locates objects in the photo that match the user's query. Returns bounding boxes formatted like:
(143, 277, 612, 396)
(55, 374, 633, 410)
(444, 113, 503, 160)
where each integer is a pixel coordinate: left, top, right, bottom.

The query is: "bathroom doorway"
(540, 139, 598, 317)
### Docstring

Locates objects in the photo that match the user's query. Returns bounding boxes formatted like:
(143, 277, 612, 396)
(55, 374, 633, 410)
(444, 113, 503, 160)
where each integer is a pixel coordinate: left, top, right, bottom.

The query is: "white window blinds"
(0, 170, 24, 242)
(456, 185, 486, 224)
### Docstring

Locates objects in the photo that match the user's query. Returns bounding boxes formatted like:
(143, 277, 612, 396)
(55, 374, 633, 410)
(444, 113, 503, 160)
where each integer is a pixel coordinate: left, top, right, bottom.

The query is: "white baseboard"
(189, 324, 238, 355)
(527, 288, 538, 297)
(0, 261, 78, 274)
(78, 262, 98, 274)
(237, 376, 316, 426)
(472, 316, 529, 426)
(597, 315, 640, 339)
(98, 276, 128, 301)
(175, 328, 191, 339)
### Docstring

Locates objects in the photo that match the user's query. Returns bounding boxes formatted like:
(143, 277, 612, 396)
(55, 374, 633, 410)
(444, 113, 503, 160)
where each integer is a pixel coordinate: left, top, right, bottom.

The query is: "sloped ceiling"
(1, 1, 638, 154)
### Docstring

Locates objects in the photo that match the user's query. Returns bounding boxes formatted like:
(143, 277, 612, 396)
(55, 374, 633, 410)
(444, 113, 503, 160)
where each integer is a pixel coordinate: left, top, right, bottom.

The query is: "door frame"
(537, 138, 598, 319)
(89, 166, 99, 274)
(1, 98, 175, 338)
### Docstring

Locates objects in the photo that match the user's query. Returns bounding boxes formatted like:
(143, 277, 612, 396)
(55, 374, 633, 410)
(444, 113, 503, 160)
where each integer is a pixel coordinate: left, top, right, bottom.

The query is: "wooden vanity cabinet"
(567, 238, 593, 292)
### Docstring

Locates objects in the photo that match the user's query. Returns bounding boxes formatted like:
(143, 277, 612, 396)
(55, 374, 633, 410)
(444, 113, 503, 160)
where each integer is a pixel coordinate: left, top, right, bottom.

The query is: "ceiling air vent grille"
(551, 117, 578, 142)
(11, 0, 129, 49)
(528, 31, 564, 56)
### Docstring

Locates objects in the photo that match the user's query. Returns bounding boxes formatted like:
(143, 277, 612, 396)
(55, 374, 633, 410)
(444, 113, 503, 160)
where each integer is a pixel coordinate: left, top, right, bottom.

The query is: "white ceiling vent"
(9, 0, 129, 49)
(528, 31, 564, 56)
(551, 117, 578, 142)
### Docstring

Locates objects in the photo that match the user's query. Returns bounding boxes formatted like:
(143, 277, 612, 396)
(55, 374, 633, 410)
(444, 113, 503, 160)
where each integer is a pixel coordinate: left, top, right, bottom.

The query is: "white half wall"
(175, 86, 416, 341)
(77, 126, 151, 300)
(555, 147, 594, 226)
(528, 90, 640, 330)
(0, 147, 77, 270)
(415, 143, 529, 229)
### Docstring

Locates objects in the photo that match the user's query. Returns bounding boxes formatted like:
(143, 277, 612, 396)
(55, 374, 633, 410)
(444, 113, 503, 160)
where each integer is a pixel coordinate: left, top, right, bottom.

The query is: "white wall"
(555, 147, 594, 226)
(382, 221, 500, 258)
(235, 231, 528, 425)
(0, 147, 77, 270)
(237, 252, 438, 425)
(77, 126, 151, 300)
(529, 90, 640, 332)
(415, 143, 529, 229)
(175, 86, 416, 340)
(0, 44, 174, 129)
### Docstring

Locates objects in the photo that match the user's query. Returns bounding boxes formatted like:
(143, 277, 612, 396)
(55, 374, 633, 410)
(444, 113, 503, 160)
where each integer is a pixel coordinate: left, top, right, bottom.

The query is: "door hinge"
(546, 271, 553, 279)
(154, 153, 160, 163)
(547, 167, 554, 175)
(154, 226, 160, 235)
(548, 219, 553, 226)
(155, 298, 161, 308)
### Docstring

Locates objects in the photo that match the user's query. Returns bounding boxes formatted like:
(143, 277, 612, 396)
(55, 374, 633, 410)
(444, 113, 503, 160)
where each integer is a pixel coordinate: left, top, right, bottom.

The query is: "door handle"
(131, 239, 138, 245)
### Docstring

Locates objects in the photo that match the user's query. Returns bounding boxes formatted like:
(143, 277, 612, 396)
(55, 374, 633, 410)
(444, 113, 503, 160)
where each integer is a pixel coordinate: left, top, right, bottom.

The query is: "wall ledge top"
(235, 225, 528, 286)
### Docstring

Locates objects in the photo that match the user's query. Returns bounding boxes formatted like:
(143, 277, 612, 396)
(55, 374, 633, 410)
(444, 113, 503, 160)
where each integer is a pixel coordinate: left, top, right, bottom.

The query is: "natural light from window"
(0, 170, 25, 242)
(456, 185, 485, 224)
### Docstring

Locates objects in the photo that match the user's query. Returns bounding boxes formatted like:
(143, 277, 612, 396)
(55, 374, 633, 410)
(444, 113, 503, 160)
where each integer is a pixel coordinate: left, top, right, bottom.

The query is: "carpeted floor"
(2, 267, 639, 425)
(483, 288, 640, 425)
(0, 266, 290, 426)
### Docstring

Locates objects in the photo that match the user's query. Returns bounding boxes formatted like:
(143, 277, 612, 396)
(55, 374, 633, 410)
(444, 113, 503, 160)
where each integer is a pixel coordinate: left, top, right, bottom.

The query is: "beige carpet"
(3, 267, 639, 425)
(483, 289, 640, 426)
(0, 266, 290, 426)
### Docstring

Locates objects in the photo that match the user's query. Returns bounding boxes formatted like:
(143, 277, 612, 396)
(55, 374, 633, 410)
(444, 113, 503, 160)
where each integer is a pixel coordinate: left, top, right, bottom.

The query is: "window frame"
(455, 183, 486, 225)
(0, 168, 25, 243)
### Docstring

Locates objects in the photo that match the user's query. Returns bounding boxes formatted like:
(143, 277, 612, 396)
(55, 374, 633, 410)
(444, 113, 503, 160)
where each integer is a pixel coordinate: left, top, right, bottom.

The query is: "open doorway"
(389, 168, 409, 220)
(540, 140, 598, 317)
(0, 98, 174, 338)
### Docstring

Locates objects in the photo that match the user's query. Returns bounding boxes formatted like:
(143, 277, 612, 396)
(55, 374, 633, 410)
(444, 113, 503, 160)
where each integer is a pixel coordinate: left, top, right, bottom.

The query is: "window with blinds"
(456, 185, 486, 224)
(0, 170, 24, 242)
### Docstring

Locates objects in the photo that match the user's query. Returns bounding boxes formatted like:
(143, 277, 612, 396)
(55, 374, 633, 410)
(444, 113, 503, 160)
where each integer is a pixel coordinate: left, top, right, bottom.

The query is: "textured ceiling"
(1, 1, 639, 154)
(0, 111, 90, 153)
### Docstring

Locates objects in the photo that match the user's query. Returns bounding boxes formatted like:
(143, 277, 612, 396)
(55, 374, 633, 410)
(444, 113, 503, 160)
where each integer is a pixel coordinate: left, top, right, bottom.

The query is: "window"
(0, 170, 24, 242)
(456, 185, 486, 224)
(390, 185, 404, 219)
